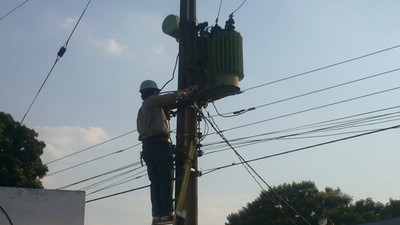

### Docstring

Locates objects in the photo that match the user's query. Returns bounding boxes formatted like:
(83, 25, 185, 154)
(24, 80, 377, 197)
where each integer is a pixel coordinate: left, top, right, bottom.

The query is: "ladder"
(173, 142, 197, 225)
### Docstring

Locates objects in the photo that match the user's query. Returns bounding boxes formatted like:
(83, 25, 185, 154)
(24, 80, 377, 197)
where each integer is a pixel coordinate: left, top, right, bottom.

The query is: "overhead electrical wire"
(160, 53, 179, 92)
(202, 109, 265, 190)
(79, 166, 144, 192)
(0, 206, 14, 225)
(241, 44, 400, 92)
(202, 107, 400, 153)
(57, 161, 141, 190)
(212, 86, 400, 135)
(0, 0, 30, 22)
(45, 129, 136, 165)
(86, 169, 147, 196)
(205, 123, 400, 155)
(202, 123, 400, 175)
(20, 0, 93, 123)
(85, 184, 150, 204)
(215, 0, 224, 25)
(214, 67, 400, 117)
(230, 0, 248, 15)
(202, 109, 312, 225)
(203, 113, 400, 154)
(46, 143, 141, 176)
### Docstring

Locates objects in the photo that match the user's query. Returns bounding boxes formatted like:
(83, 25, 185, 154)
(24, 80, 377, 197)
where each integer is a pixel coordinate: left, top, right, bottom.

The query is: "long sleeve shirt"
(136, 92, 181, 141)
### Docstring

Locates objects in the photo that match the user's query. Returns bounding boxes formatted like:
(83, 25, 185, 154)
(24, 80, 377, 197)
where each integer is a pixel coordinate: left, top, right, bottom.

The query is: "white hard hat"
(140, 80, 160, 92)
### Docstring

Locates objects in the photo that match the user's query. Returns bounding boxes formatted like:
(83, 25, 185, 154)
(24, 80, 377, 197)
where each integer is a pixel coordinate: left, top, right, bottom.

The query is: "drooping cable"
(46, 143, 140, 176)
(20, 0, 93, 123)
(0, 0, 30, 22)
(57, 161, 141, 190)
(215, 67, 400, 117)
(202, 107, 400, 154)
(45, 129, 136, 165)
(204, 118, 400, 155)
(230, 0, 247, 15)
(85, 185, 150, 203)
(86, 169, 147, 195)
(160, 53, 179, 92)
(242, 44, 400, 92)
(214, 86, 400, 134)
(203, 109, 264, 189)
(215, 0, 223, 25)
(0, 206, 14, 225)
(202, 109, 312, 225)
(79, 166, 143, 192)
(203, 123, 400, 175)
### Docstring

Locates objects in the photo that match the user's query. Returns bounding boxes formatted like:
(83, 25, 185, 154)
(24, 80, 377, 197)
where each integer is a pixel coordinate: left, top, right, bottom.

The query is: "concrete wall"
(0, 187, 85, 225)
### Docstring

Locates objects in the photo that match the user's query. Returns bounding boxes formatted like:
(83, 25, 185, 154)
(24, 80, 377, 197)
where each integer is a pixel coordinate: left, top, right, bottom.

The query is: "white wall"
(0, 187, 85, 225)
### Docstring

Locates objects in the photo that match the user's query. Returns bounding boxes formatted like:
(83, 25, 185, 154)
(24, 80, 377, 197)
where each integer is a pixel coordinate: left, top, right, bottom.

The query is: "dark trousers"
(142, 139, 174, 217)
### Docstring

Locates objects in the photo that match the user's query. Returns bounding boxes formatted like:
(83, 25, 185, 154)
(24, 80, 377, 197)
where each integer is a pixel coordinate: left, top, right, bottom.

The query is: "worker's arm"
(144, 90, 188, 108)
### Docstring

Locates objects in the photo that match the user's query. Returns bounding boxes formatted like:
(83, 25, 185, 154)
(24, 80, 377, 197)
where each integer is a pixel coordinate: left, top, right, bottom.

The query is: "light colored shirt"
(137, 92, 180, 141)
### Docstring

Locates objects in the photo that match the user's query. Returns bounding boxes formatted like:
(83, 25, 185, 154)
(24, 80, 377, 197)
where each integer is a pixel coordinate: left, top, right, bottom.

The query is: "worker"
(137, 80, 190, 224)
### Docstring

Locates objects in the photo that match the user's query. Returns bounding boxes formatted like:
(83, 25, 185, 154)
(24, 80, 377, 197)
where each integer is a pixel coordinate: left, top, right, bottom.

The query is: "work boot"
(159, 215, 173, 222)
(151, 216, 160, 225)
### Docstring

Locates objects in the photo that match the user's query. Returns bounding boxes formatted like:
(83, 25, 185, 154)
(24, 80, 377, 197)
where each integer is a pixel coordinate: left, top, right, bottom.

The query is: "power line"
(0, 206, 14, 225)
(20, 0, 93, 123)
(202, 109, 264, 190)
(215, 86, 400, 134)
(202, 107, 400, 153)
(0, 0, 30, 22)
(86, 169, 147, 195)
(45, 129, 136, 165)
(241, 44, 400, 92)
(202, 109, 312, 225)
(215, 0, 223, 25)
(230, 0, 248, 15)
(160, 53, 179, 92)
(215, 67, 400, 117)
(85, 185, 150, 204)
(79, 166, 143, 192)
(46, 143, 140, 176)
(202, 123, 400, 175)
(203, 114, 400, 154)
(57, 161, 141, 190)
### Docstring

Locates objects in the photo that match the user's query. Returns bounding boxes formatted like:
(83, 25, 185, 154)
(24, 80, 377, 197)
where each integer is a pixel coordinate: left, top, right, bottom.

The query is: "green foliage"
(0, 112, 48, 188)
(226, 181, 399, 225)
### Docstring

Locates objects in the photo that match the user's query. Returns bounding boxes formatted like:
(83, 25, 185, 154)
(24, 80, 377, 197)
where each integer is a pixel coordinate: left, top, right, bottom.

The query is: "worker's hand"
(177, 85, 197, 100)
(178, 90, 191, 100)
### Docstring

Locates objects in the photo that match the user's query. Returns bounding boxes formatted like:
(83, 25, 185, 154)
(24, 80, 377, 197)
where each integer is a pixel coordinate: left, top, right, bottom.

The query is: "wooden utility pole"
(175, 0, 198, 225)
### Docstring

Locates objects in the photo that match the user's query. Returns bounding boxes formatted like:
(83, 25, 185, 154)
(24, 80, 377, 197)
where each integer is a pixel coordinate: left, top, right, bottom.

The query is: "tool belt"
(142, 134, 169, 144)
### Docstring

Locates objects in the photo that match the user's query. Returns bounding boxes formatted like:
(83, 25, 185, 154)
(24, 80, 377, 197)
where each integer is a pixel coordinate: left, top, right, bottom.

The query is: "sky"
(1, 0, 400, 225)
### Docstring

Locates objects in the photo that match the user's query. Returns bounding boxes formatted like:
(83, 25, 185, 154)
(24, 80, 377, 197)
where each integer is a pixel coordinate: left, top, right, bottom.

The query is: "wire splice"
(57, 46, 67, 57)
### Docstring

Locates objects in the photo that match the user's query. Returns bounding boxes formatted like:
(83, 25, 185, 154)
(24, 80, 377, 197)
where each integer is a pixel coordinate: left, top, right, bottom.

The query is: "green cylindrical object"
(206, 29, 244, 99)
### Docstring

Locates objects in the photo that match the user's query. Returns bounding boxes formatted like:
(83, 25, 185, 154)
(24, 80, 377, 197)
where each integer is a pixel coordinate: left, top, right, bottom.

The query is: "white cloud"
(92, 38, 125, 54)
(36, 126, 110, 161)
(60, 16, 78, 28)
(151, 46, 165, 56)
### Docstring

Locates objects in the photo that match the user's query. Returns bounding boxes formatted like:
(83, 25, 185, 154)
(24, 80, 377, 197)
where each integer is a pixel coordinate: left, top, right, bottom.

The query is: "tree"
(226, 181, 399, 225)
(382, 199, 400, 218)
(0, 112, 48, 188)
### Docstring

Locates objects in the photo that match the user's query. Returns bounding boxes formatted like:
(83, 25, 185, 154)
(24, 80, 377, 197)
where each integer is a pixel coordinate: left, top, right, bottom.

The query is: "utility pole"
(175, 0, 198, 225)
